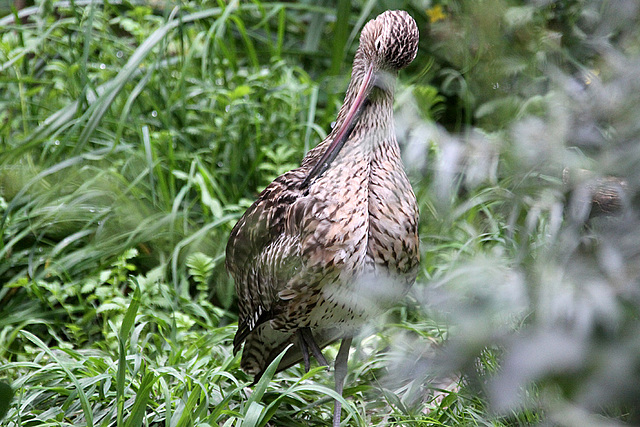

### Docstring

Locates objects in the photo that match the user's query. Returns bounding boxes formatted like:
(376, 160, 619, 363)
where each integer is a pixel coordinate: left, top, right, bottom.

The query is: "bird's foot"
(297, 329, 311, 372)
(297, 327, 329, 370)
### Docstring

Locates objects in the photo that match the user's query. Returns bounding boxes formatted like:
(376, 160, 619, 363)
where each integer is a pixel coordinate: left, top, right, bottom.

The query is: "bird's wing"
(226, 169, 307, 353)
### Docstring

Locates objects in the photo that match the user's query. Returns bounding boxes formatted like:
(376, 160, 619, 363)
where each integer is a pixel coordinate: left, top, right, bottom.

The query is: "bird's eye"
(374, 37, 383, 52)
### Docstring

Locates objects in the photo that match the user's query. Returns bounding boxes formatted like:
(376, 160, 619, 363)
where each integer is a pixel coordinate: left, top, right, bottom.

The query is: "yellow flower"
(426, 5, 446, 23)
(584, 69, 600, 85)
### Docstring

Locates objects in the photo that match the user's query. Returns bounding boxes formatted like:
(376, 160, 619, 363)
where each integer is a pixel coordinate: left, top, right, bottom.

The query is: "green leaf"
(117, 284, 141, 427)
(0, 381, 13, 421)
(242, 401, 265, 427)
(123, 372, 157, 427)
(329, 0, 351, 75)
(244, 344, 292, 411)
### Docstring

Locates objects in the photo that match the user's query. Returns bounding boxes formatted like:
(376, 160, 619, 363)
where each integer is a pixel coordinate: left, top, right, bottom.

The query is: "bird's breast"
(301, 136, 418, 286)
(300, 153, 371, 280)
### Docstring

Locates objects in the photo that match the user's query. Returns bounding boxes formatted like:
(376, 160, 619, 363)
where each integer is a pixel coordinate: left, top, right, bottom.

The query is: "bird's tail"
(240, 323, 343, 383)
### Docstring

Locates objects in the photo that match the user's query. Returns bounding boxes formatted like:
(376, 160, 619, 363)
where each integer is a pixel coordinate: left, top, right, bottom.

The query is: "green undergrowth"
(2, 0, 640, 426)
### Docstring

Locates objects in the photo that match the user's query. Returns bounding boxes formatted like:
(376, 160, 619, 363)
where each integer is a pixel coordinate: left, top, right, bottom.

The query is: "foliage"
(2, 0, 640, 426)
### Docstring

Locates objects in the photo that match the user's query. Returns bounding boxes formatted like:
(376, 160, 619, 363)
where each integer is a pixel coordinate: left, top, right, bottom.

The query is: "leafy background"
(1, 0, 640, 425)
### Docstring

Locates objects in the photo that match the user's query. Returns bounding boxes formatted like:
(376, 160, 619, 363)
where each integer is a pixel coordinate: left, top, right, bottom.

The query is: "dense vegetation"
(2, 0, 640, 425)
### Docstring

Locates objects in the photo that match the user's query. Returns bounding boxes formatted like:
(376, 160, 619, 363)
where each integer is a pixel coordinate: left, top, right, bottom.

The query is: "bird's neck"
(331, 63, 396, 140)
(299, 60, 399, 177)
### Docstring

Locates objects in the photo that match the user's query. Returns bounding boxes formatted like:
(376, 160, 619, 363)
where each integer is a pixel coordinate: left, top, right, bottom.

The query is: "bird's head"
(359, 10, 419, 72)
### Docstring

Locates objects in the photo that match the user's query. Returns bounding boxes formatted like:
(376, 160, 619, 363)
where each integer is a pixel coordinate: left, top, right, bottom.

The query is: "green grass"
(2, 0, 640, 426)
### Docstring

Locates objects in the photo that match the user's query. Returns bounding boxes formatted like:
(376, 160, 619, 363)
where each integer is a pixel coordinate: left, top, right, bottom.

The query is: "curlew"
(226, 10, 420, 426)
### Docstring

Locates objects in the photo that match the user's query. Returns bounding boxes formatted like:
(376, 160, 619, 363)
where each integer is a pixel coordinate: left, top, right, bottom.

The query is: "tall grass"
(2, 0, 640, 425)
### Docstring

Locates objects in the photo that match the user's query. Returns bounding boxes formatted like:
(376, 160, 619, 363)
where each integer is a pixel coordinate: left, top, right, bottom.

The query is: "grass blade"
(0, 381, 13, 421)
(244, 344, 292, 410)
(329, 0, 351, 75)
(123, 372, 157, 427)
(117, 284, 141, 427)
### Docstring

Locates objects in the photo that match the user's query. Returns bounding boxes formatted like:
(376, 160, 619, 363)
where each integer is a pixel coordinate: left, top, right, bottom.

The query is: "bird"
(226, 10, 420, 426)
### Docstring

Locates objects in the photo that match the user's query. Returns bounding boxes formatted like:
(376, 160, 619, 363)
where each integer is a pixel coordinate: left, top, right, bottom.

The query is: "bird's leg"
(299, 327, 329, 367)
(296, 329, 311, 372)
(332, 337, 352, 427)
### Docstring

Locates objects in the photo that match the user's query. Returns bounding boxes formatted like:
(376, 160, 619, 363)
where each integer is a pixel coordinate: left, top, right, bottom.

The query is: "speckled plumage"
(226, 10, 420, 382)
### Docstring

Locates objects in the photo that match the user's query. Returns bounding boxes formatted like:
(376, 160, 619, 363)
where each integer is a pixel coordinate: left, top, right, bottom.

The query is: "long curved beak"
(301, 64, 376, 188)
